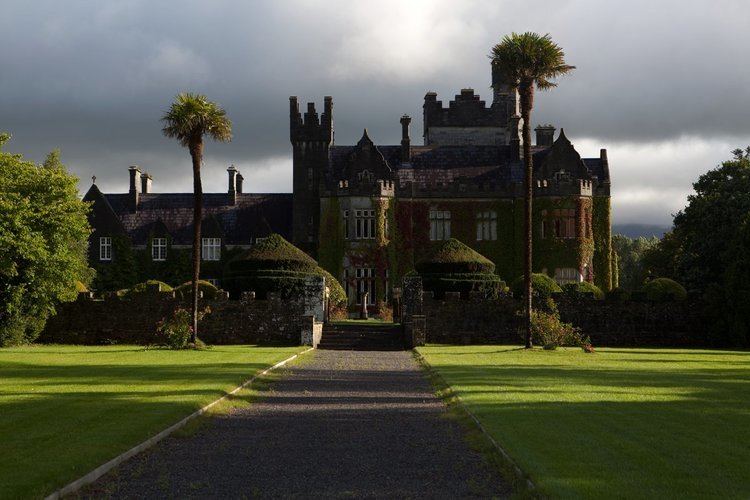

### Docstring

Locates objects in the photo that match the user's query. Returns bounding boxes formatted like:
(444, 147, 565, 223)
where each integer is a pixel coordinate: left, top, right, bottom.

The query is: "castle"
(83, 62, 613, 306)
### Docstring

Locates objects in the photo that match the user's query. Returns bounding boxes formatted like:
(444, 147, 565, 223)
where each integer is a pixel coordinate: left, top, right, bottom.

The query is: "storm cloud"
(1, 0, 748, 225)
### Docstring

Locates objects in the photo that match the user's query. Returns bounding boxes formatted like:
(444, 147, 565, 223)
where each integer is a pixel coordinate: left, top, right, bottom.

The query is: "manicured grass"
(417, 345, 750, 499)
(0, 344, 305, 498)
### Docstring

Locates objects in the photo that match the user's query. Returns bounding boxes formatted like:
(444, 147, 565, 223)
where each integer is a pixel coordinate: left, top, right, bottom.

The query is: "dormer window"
(201, 238, 221, 261)
(99, 237, 112, 261)
(152, 237, 167, 261)
(554, 170, 571, 182)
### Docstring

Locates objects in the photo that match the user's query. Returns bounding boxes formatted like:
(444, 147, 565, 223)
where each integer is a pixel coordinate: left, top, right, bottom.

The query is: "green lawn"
(417, 345, 750, 499)
(0, 344, 305, 498)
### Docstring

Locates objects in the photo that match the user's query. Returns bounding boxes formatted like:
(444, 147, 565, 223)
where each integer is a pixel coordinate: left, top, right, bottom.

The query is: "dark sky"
(2, 0, 749, 225)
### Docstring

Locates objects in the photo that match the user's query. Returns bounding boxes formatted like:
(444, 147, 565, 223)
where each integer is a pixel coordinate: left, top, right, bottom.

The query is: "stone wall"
(402, 278, 710, 347)
(41, 277, 326, 346)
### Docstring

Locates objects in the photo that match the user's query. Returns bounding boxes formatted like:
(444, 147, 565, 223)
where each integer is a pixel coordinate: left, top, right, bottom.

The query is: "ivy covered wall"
(593, 195, 614, 290)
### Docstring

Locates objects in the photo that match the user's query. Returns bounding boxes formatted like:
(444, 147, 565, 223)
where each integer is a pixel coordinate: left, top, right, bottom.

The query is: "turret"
(289, 96, 334, 254)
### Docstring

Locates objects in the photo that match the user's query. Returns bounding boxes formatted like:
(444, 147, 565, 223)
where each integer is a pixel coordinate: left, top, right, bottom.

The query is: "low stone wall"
(402, 277, 709, 347)
(41, 278, 326, 346)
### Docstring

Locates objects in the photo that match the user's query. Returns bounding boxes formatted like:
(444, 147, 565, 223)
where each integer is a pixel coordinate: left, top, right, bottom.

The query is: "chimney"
(400, 114, 411, 163)
(227, 165, 237, 204)
(600, 148, 610, 181)
(140, 172, 152, 194)
(128, 165, 141, 211)
(236, 173, 244, 194)
(535, 125, 556, 147)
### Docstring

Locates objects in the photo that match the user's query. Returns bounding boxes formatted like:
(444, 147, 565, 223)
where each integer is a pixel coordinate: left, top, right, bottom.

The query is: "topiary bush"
(175, 280, 220, 300)
(563, 281, 604, 300)
(122, 280, 173, 297)
(641, 277, 687, 302)
(223, 234, 344, 304)
(317, 268, 347, 319)
(511, 273, 562, 299)
(416, 239, 504, 298)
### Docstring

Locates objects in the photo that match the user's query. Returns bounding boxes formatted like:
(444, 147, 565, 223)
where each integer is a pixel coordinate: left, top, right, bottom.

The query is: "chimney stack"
(400, 114, 411, 163)
(227, 165, 238, 205)
(128, 165, 141, 211)
(236, 173, 244, 194)
(140, 172, 152, 194)
(535, 125, 556, 147)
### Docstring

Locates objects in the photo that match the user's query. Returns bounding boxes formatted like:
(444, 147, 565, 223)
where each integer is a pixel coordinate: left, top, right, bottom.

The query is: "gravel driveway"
(81, 350, 510, 499)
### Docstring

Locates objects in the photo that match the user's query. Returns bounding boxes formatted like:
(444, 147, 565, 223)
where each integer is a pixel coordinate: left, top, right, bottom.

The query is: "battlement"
(332, 178, 395, 197)
(398, 178, 519, 198)
(290, 96, 333, 144)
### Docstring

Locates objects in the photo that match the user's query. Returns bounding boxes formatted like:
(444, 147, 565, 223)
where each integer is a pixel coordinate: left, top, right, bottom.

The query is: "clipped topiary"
(123, 280, 173, 297)
(415, 239, 504, 298)
(317, 268, 347, 312)
(224, 234, 336, 300)
(415, 238, 496, 274)
(175, 280, 220, 300)
(563, 281, 604, 300)
(641, 277, 687, 302)
(511, 273, 562, 299)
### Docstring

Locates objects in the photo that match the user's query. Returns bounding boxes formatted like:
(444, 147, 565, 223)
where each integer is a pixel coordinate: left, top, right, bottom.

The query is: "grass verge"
(0, 344, 306, 498)
(416, 345, 750, 499)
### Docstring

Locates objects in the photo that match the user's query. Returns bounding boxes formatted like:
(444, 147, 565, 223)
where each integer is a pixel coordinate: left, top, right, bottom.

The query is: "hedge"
(563, 281, 605, 300)
(175, 280, 221, 300)
(641, 278, 687, 302)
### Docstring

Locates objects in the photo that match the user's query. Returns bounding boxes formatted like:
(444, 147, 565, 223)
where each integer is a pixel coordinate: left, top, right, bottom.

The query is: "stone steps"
(318, 324, 406, 351)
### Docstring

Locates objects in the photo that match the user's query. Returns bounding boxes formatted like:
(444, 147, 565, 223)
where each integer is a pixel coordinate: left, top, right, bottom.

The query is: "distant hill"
(612, 224, 670, 239)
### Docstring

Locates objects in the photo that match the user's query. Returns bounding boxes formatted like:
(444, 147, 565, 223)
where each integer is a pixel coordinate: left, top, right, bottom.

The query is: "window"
(476, 211, 497, 241)
(547, 209, 576, 239)
(307, 167, 314, 190)
(201, 238, 221, 261)
(343, 210, 350, 239)
(255, 237, 267, 244)
(152, 237, 167, 261)
(355, 210, 376, 239)
(429, 210, 451, 240)
(355, 267, 376, 305)
(554, 267, 581, 284)
(99, 236, 112, 261)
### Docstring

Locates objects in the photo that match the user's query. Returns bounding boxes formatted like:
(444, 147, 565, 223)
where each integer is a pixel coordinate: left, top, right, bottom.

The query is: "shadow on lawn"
(428, 359, 750, 497)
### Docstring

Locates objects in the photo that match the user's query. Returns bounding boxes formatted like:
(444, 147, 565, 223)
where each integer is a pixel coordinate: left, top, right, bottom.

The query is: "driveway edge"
(412, 348, 537, 495)
(45, 347, 313, 500)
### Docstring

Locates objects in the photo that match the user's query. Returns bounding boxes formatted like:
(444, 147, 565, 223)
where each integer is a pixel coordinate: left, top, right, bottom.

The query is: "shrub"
(529, 299, 588, 350)
(156, 308, 193, 349)
(317, 268, 347, 319)
(641, 277, 687, 302)
(416, 239, 503, 298)
(415, 238, 496, 274)
(175, 280, 220, 300)
(606, 287, 631, 301)
(511, 273, 562, 298)
(123, 280, 173, 297)
(563, 281, 604, 300)
(75, 281, 89, 293)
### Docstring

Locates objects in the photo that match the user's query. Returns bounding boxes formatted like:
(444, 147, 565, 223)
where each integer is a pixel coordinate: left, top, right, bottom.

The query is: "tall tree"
(491, 32, 575, 348)
(162, 94, 232, 342)
(0, 134, 93, 346)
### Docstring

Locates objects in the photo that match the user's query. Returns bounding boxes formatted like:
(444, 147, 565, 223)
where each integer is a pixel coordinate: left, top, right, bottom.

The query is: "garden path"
(82, 350, 510, 498)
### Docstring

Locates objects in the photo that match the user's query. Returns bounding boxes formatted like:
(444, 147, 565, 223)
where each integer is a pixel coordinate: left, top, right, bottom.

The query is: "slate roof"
(88, 189, 292, 246)
(328, 142, 606, 187)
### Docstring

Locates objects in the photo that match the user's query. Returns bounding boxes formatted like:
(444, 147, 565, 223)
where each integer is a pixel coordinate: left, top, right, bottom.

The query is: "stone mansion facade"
(84, 62, 614, 306)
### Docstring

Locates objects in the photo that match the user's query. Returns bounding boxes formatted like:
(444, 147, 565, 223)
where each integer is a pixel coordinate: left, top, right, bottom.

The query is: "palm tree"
(162, 93, 232, 343)
(490, 33, 575, 348)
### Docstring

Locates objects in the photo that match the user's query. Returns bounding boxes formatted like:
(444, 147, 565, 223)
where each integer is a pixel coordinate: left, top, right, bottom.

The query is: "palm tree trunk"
(520, 82, 534, 349)
(189, 140, 204, 344)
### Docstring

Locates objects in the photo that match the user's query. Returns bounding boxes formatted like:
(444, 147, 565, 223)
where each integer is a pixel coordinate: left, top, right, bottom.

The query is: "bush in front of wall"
(640, 277, 687, 302)
(511, 273, 562, 299)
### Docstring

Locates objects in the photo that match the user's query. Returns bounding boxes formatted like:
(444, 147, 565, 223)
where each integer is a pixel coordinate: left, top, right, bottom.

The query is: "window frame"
(99, 236, 112, 261)
(151, 237, 167, 261)
(429, 210, 451, 241)
(476, 211, 497, 241)
(201, 237, 221, 261)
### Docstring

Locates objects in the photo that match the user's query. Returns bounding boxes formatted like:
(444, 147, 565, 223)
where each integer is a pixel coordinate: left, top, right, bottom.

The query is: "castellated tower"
(289, 96, 333, 256)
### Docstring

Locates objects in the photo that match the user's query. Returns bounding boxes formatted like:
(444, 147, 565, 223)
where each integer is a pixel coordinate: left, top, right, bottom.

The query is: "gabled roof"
(94, 191, 292, 246)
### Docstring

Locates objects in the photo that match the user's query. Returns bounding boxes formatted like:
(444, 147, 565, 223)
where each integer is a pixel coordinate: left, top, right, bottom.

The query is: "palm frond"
(161, 93, 233, 148)
(489, 32, 575, 91)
